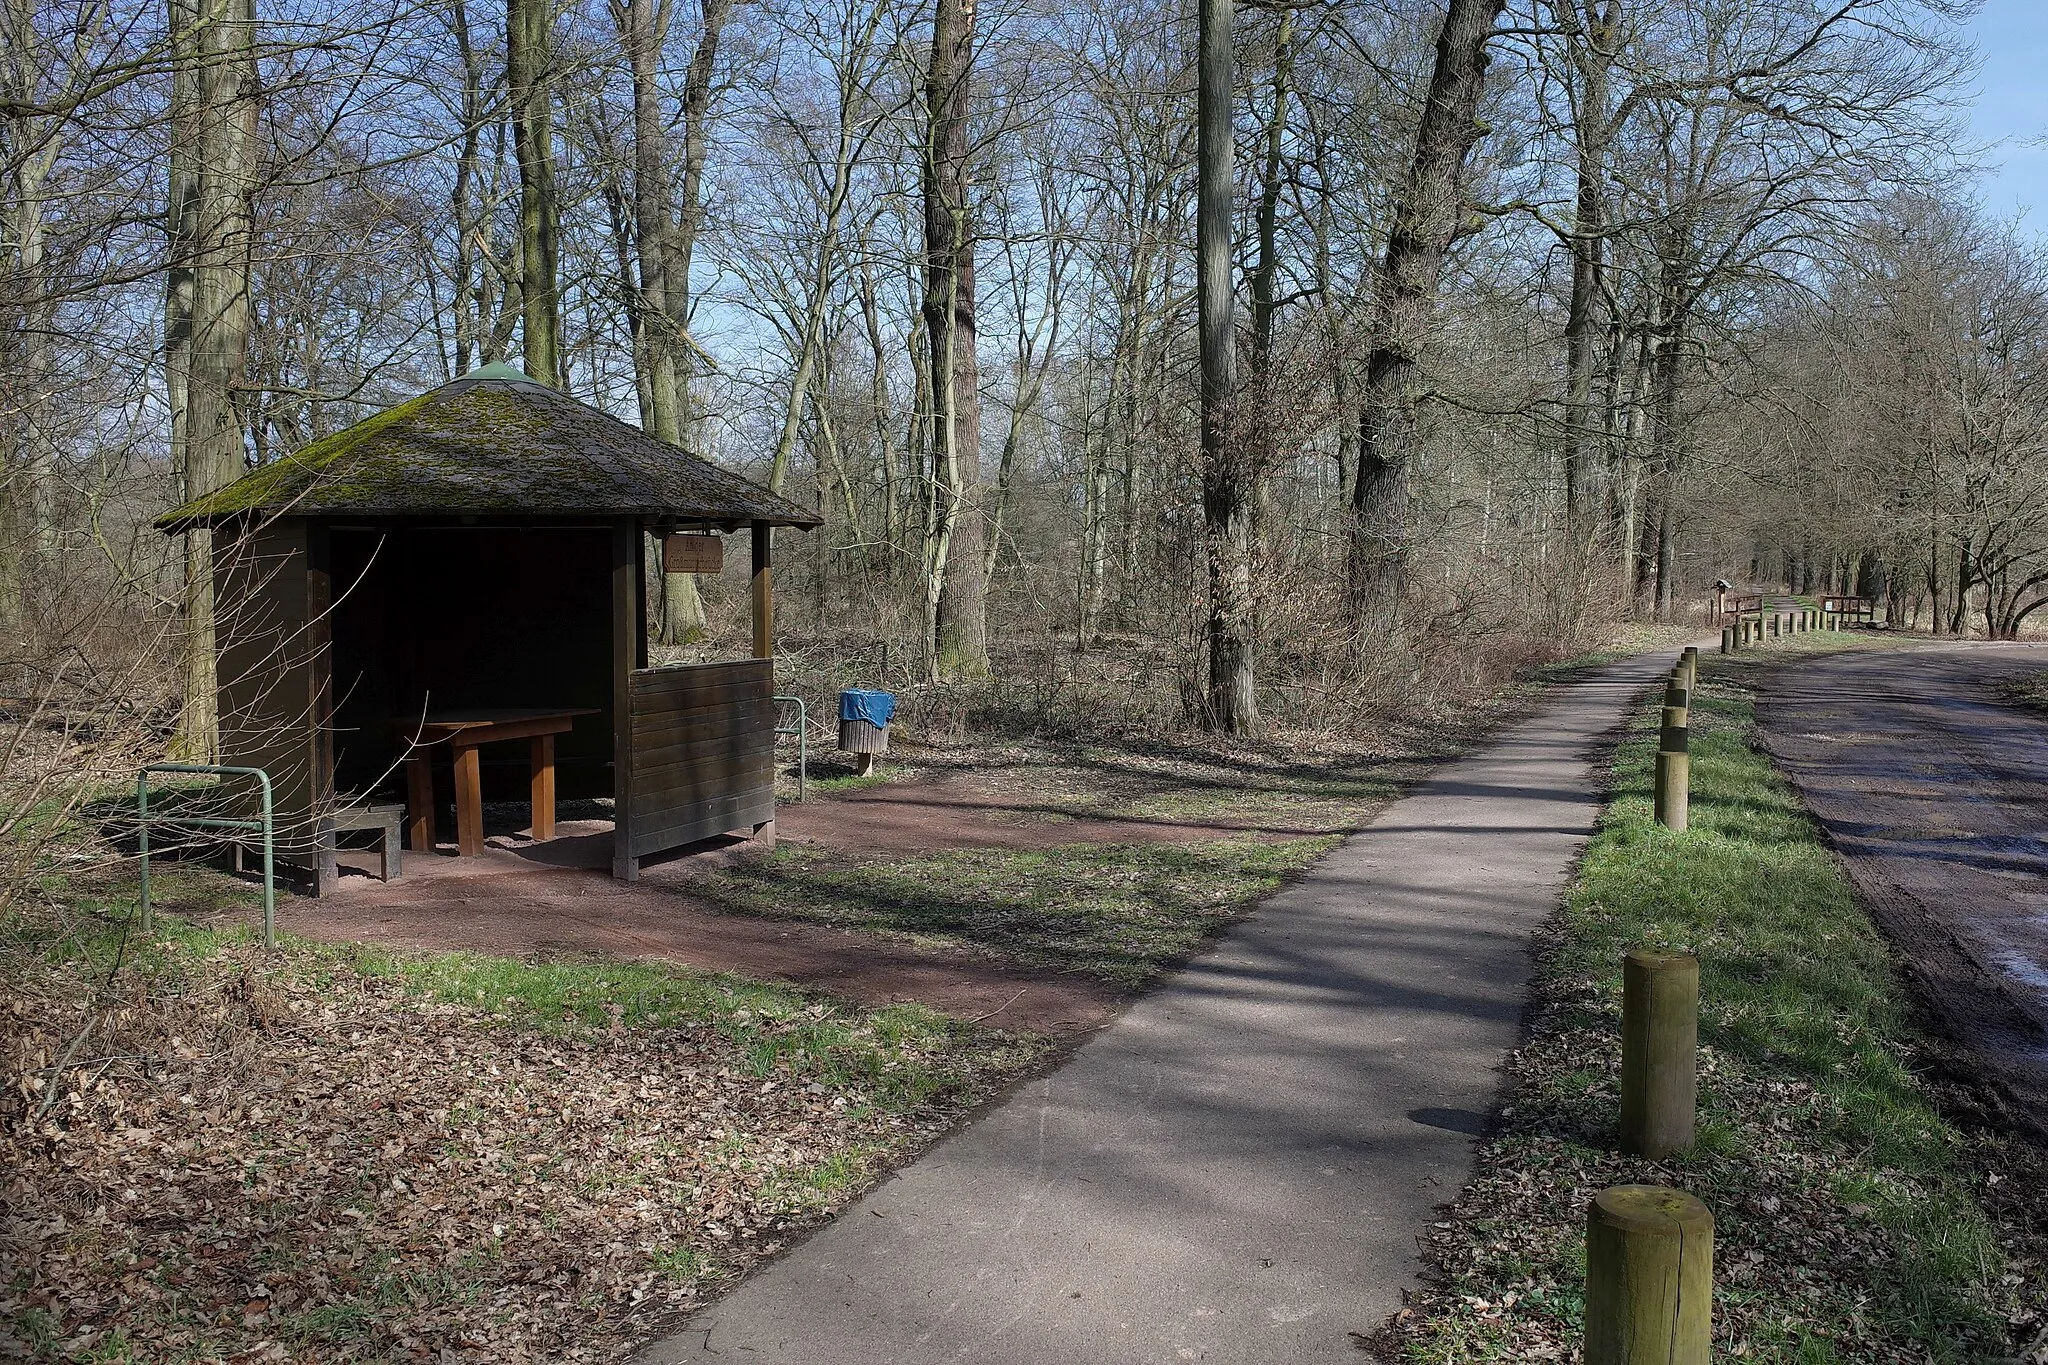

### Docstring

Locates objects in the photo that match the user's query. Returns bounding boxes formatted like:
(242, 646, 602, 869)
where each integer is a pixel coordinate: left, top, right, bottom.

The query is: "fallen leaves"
(2, 938, 1041, 1362)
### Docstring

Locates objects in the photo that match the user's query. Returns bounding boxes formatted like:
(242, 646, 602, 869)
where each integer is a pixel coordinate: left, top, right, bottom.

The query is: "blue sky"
(1964, 3, 2048, 230)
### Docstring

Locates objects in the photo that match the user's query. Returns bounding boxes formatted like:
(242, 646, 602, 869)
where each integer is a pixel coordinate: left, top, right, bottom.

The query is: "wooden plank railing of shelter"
(622, 658, 776, 871)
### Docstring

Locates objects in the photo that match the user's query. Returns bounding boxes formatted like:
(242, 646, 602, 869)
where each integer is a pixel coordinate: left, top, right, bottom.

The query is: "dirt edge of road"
(1753, 668, 2048, 1142)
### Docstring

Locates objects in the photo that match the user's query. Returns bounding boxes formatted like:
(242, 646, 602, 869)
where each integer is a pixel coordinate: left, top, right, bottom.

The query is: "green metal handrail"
(137, 763, 276, 949)
(774, 695, 808, 802)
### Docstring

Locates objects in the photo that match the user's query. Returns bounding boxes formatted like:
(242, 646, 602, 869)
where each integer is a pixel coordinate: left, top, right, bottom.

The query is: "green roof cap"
(458, 361, 542, 385)
(157, 370, 820, 531)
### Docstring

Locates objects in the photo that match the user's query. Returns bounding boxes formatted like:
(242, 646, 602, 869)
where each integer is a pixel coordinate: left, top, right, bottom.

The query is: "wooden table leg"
(406, 753, 436, 852)
(453, 742, 484, 857)
(530, 733, 556, 841)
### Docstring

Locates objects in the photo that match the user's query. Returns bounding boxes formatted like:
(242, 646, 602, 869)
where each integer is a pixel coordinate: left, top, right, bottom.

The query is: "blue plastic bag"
(839, 688, 895, 727)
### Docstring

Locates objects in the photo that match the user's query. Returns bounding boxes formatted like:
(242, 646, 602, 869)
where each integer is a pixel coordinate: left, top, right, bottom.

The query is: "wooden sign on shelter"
(663, 532, 724, 574)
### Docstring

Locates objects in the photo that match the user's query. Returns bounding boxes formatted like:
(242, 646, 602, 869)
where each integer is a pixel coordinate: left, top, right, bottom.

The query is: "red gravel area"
(247, 766, 1341, 1034)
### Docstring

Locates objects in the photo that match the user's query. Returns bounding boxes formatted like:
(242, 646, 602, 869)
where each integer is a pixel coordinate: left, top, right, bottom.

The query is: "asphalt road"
(1755, 641, 2048, 1126)
(635, 649, 1682, 1365)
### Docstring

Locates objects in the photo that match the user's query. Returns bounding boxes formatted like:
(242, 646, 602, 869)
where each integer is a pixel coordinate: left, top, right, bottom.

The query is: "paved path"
(639, 651, 1683, 1365)
(1755, 642, 2048, 1126)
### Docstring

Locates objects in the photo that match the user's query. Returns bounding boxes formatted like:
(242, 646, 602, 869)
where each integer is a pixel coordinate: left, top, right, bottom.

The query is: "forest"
(10, 3, 2048, 1362)
(2, 0, 2038, 768)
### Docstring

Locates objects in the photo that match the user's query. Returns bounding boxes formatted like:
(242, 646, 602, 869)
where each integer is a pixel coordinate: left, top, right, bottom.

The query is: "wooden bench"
(332, 801, 404, 881)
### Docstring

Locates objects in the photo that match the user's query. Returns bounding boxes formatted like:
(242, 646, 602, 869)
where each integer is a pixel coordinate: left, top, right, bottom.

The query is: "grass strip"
(705, 837, 1338, 989)
(1396, 656, 2042, 1364)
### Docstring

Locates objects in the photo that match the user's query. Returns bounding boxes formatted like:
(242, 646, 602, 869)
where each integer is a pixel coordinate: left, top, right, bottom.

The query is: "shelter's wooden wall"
(623, 659, 775, 863)
(215, 518, 324, 864)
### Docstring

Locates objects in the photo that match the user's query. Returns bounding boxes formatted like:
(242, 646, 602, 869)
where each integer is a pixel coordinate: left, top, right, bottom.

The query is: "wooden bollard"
(1620, 949, 1698, 1155)
(1659, 704, 1688, 747)
(1719, 627, 1733, 655)
(1585, 1185, 1714, 1365)
(1653, 740, 1688, 832)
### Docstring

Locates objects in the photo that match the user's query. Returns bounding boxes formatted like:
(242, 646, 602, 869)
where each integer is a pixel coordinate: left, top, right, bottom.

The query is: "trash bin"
(838, 689, 895, 773)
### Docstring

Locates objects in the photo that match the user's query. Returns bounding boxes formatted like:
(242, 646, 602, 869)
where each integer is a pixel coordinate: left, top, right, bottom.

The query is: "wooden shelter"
(158, 363, 821, 893)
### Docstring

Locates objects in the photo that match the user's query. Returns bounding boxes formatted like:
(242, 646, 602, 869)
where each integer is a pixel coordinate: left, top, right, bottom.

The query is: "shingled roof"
(158, 364, 822, 530)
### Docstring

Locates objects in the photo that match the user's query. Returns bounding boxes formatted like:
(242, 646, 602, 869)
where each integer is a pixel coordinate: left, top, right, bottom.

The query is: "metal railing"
(137, 763, 276, 949)
(774, 695, 809, 802)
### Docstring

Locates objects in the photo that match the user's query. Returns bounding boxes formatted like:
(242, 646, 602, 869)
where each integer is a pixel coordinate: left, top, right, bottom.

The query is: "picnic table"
(399, 708, 598, 857)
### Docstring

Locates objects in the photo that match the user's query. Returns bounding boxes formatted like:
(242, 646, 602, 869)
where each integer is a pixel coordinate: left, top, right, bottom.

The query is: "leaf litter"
(2, 934, 1046, 1362)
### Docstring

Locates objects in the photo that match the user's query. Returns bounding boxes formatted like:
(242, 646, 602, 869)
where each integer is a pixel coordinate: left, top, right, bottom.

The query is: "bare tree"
(170, 0, 259, 759)
(508, 0, 561, 383)
(921, 0, 988, 679)
(1197, 0, 1253, 730)
(1347, 0, 1507, 638)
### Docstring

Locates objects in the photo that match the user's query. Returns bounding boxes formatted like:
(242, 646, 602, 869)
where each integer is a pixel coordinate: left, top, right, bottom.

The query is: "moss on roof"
(157, 370, 821, 529)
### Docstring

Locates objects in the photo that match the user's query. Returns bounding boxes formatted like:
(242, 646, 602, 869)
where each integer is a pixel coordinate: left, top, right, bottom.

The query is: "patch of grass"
(801, 764, 901, 795)
(1997, 669, 2048, 714)
(356, 943, 1012, 1107)
(648, 1246, 709, 1283)
(705, 837, 1337, 987)
(1401, 658, 2037, 1363)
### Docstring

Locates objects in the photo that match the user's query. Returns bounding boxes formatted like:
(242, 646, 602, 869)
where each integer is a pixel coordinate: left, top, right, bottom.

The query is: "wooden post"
(1584, 1185, 1714, 1365)
(530, 734, 555, 841)
(1620, 949, 1698, 1155)
(749, 521, 778, 849)
(1654, 740, 1688, 832)
(612, 519, 640, 882)
(1659, 704, 1688, 747)
(306, 521, 339, 895)
(1719, 626, 1732, 655)
(406, 753, 435, 852)
(453, 742, 484, 857)
(751, 522, 774, 660)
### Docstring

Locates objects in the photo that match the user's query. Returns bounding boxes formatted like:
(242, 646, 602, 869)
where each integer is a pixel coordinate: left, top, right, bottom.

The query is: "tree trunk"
(1561, 0, 1616, 547)
(617, 0, 712, 644)
(922, 0, 988, 681)
(1645, 309, 1683, 619)
(1347, 0, 1507, 635)
(623, 0, 679, 440)
(172, 0, 258, 762)
(1199, 0, 1254, 732)
(508, 0, 561, 385)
